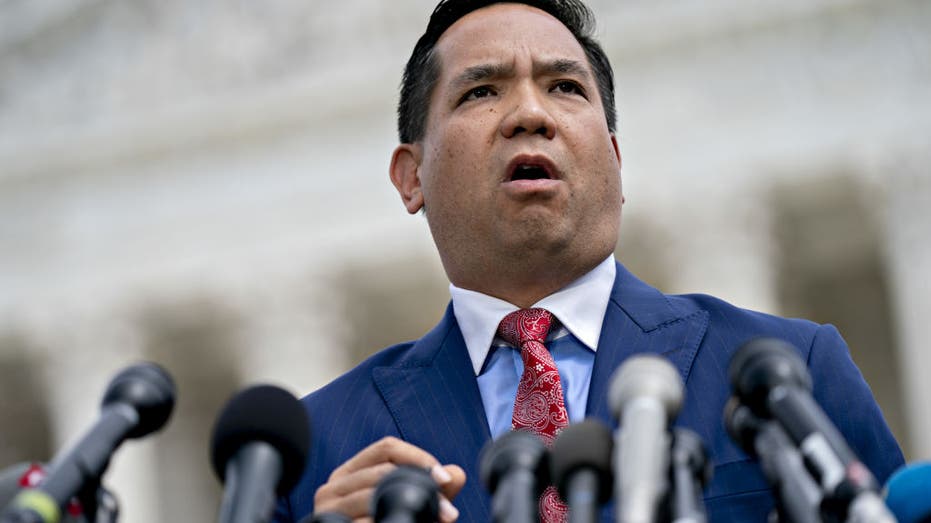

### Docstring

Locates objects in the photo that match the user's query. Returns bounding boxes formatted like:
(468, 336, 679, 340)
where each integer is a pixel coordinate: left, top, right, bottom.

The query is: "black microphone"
(371, 466, 439, 523)
(550, 420, 612, 523)
(297, 512, 352, 523)
(609, 355, 684, 523)
(480, 430, 549, 523)
(0, 464, 31, 512)
(2, 362, 175, 523)
(0, 464, 83, 522)
(210, 384, 311, 523)
(669, 428, 712, 523)
(729, 338, 894, 523)
(725, 397, 822, 523)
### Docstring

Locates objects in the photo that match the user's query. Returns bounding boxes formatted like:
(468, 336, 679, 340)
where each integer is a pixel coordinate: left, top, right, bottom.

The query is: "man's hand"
(314, 436, 466, 523)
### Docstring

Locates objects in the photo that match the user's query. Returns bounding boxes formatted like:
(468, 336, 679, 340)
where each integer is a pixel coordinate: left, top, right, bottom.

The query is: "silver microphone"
(609, 355, 684, 523)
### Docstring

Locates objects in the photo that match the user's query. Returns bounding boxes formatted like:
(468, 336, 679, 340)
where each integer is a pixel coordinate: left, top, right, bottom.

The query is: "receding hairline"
(397, 0, 616, 143)
(426, 4, 598, 119)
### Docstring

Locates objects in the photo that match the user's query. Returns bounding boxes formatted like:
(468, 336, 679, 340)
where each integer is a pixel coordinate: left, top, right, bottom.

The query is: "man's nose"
(498, 85, 557, 140)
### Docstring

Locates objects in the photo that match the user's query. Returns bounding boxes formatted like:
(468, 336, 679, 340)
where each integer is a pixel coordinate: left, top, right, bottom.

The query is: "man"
(275, 0, 904, 521)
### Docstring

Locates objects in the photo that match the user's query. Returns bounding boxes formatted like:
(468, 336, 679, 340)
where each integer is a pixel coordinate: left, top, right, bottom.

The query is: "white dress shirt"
(450, 255, 617, 437)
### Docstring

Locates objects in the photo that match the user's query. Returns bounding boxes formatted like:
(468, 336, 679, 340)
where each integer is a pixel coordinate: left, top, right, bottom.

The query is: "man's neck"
(448, 255, 612, 308)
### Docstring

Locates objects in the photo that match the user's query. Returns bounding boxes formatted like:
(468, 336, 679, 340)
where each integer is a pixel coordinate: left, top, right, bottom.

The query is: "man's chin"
(496, 222, 574, 256)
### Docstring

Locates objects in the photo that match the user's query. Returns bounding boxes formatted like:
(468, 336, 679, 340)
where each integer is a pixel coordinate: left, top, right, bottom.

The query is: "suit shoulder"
(667, 292, 825, 357)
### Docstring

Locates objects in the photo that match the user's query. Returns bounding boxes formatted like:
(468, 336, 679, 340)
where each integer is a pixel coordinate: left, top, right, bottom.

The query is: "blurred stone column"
(232, 279, 352, 398)
(663, 184, 780, 315)
(884, 164, 931, 459)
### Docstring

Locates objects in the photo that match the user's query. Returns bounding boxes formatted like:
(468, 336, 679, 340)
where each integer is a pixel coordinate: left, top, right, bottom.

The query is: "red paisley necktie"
(497, 308, 569, 523)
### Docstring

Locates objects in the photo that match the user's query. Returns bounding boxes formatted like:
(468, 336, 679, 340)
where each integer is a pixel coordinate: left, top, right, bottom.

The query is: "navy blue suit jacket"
(276, 262, 904, 522)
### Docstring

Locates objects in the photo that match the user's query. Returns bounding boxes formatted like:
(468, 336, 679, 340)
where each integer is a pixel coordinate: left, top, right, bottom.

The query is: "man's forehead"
(433, 3, 589, 77)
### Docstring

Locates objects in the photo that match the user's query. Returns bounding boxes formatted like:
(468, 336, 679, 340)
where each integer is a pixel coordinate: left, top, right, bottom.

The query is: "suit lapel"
(372, 305, 492, 523)
(587, 263, 709, 425)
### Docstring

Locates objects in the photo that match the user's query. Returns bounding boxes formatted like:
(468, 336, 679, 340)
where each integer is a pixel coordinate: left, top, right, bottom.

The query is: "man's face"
(391, 3, 623, 293)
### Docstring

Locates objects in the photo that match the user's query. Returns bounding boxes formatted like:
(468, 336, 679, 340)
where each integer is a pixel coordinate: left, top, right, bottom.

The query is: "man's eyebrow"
(450, 63, 513, 91)
(536, 58, 591, 79)
(448, 59, 591, 91)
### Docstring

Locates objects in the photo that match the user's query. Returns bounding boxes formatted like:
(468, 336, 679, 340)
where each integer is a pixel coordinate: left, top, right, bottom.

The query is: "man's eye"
(552, 81, 585, 96)
(459, 86, 496, 104)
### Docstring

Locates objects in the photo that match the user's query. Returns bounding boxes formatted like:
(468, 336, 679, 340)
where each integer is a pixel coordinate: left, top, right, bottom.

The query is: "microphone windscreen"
(210, 384, 311, 494)
(608, 354, 683, 420)
(550, 419, 612, 502)
(102, 362, 176, 438)
(884, 461, 931, 523)
(298, 512, 352, 523)
(479, 429, 548, 494)
(727, 338, 811, 412)
(372, 466, 439, 523)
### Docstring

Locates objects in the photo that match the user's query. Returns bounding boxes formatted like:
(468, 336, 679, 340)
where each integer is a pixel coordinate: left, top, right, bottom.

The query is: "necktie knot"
(497, 308, 554, 348)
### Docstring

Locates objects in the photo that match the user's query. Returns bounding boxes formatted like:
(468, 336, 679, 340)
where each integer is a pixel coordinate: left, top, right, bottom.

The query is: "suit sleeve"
(806, 323, 905, 484)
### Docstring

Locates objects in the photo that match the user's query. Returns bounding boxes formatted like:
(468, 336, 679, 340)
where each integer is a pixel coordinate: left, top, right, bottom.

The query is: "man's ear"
(611, 133, 625, 205)
(610, 133, 622, 167)
(390, 143, 425, 214)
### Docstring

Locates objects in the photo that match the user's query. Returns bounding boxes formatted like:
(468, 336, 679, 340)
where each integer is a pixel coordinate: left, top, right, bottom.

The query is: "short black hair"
(397, 0, 617, 144)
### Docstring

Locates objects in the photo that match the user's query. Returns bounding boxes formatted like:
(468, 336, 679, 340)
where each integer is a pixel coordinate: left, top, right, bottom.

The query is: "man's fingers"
(434, 465, 465, 522)
(322, 462, 396, 497)
(437, 464, 467, 500)
(330, 437, 440, 479)
(438, 495, 460, 523)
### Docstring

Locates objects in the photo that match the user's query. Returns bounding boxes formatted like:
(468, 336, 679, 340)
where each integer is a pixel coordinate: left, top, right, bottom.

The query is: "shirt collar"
(450, 255, 617, 375)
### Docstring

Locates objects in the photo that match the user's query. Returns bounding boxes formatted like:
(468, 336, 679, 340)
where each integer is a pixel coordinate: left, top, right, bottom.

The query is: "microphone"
(2, 362, 175, 523)
(609, 355, 684, 523)
(1, 464, 80, 522)
(884, 462, 931, 523)
(371, 466, 439, 523)
(549, 419, 612, 523)
(669, 428, 711, 523)
(297, 512, 351, 523)
(479, 430, 549, 523)
(0, 464, 31, 512)
(210, 384, 311, 523)
(729, 338, 894, 523)
(724, 398, 822, 523)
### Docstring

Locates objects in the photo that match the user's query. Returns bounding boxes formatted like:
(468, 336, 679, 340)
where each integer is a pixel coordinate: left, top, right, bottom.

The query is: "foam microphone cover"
(210, 384, 311, 494)
(608, 354, 684, 422)
(102, 361, 176, 438)
(297, 512, 352, 523)
(372, 466, 439, 523)
(479, 429, 549, 495)
(727, 337, 811, 414)
(550, 419, 613, 502)
(884, 462, 931, 523)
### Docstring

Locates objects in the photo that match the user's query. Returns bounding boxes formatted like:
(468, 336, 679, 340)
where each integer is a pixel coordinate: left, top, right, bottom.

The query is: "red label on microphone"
(17, 462, 85, 517)
(18, 463, 45, 487)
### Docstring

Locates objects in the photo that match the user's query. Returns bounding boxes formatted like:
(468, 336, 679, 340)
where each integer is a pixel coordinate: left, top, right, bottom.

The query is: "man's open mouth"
(506, 157, 558, 182)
